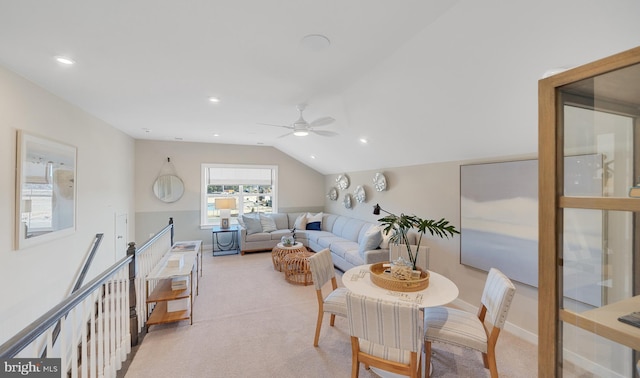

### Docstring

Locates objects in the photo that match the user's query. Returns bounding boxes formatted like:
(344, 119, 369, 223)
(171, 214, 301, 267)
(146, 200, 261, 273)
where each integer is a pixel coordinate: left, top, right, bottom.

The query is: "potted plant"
(374, 204, 459, 271)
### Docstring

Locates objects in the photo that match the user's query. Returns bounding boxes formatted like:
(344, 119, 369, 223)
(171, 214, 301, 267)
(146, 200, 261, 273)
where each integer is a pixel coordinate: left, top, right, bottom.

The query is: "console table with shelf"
(145, 240, 201, 329)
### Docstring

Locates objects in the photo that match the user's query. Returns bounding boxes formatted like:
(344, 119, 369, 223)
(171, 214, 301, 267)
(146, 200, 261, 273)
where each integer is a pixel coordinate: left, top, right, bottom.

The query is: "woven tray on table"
(369, 262, 430, 292)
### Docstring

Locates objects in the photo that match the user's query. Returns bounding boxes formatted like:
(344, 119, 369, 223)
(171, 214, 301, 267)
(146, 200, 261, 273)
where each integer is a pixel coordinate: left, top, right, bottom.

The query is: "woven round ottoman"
(271, 242, 306, 272)
(282, 251, 314, 286)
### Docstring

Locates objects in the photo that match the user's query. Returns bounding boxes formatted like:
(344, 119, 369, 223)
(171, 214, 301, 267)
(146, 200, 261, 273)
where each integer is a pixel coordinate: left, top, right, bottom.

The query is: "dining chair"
(307, 248, 348, 346)
(346, 291, 423, 378)
(424, 267, 515, 378)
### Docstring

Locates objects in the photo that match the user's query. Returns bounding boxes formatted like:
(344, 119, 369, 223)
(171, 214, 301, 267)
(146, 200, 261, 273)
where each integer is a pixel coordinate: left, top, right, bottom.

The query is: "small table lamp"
(215, 198, 236, 229)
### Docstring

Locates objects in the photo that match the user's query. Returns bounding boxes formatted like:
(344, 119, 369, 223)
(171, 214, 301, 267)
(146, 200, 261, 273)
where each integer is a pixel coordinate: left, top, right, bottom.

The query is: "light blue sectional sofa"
(238, 212, 411, 271)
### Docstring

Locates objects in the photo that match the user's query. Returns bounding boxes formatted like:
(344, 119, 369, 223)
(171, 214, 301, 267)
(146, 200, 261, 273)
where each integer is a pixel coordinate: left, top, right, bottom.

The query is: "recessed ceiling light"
(174, 137, 183, 141)
(209, 97, 220, 103)
(54, 56, 75, 65)
(213, 133, 220, 137)
(310, 155, 316, 159)
(142, 128, 152, 133)
(360, 138, 368, 144)
(300, 34, 331, 52)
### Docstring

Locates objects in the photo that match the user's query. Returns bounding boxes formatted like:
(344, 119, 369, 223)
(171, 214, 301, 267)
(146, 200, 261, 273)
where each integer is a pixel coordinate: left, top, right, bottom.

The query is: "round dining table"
(342, 264, 459, 308)
(342, 264, 459, 378)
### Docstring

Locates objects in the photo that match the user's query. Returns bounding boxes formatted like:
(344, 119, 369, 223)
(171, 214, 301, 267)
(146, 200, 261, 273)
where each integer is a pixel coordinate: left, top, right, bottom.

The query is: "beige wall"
(324, 159, 539, 342)
(0, 66, 136, 344)
(134, 140, 325, 246)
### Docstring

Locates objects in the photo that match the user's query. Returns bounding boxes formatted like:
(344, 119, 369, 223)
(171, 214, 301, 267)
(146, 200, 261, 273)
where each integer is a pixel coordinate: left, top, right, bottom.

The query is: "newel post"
(169, 217, 174, 245)
(127, 241, 139, 346)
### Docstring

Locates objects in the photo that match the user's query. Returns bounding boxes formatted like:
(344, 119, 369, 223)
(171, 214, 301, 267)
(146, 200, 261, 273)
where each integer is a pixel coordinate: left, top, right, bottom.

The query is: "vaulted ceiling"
(0, 0, 461, 174)
(2, 1, 638, 175)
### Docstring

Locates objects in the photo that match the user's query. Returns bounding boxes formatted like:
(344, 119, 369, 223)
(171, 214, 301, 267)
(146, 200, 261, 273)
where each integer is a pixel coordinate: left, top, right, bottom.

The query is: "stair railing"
(0, 218, 174, 378)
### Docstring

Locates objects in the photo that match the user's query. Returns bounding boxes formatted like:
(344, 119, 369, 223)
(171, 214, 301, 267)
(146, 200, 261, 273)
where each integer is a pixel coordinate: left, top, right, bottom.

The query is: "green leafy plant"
(378, 212, 459, 270)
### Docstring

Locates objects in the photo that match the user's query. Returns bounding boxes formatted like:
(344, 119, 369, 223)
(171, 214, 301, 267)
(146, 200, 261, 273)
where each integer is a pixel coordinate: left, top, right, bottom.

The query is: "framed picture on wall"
(15, 130, 77, 249)
(459, 155, 604, 306)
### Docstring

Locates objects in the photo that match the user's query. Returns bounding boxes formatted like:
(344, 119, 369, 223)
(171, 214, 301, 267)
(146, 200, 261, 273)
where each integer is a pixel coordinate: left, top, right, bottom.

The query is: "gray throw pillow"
(242, 215, 263, 235)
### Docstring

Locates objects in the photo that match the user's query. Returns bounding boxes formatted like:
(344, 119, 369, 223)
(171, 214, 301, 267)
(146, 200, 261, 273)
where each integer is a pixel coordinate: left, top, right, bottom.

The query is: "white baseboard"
(450, 298, 538, 345)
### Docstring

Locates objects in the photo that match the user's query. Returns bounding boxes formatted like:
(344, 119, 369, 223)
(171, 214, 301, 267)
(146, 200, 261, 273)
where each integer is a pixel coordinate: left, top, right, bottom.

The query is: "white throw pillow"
(259, 214, 277, 233)
(306, 212, 323, 231)
(242, 215, 263, 235)
(294, 213, 307, 230)
(380, 228, 393, 248)
(359, 225, 383, 254)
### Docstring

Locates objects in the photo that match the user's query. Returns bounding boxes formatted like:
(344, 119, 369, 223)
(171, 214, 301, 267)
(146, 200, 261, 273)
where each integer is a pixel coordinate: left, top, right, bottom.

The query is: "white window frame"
(200, 163, 278, 227)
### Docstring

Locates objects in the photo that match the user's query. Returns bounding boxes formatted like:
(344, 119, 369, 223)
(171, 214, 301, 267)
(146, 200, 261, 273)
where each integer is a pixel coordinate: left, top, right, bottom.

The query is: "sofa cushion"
(345, 250, 365, 267)
(259, 214, 277, 233)
(242, 215, 263, 235)
(317, 235, 351, 250)
(245, 232, 272, 242)
(341, 219, 367, 242)
(305, 230, 334, 244)
(330, 216, 349, 237)
(306, 212, 323, 230)
(359, 225, 383, 255)
(322, 213, 339, 232)
(270, 229, 293, 240)
(330, 241, 360, 259)
(270, 213, 289, 230)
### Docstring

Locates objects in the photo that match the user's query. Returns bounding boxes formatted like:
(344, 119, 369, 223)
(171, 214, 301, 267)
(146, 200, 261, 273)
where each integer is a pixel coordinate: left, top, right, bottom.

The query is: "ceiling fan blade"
(309, 116, 335, 127)
(311, 130, 338, 137)
(277, 131, 294, 138)
(258, 123, 294, 130)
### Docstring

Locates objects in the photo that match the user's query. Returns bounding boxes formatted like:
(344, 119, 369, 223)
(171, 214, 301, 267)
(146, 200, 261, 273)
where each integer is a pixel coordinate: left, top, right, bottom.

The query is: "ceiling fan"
(259, 103, 337, 138)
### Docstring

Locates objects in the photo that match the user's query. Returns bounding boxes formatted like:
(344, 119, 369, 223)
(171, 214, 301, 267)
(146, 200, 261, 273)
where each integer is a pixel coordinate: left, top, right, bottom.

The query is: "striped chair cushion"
(324, 287, 348, 315)
(308, 248, 335, 290)
(359, 339, 414, 365)
(424, 306, 488, 353)
(481, 268, 516, 328)
(346, 292, 423, 354)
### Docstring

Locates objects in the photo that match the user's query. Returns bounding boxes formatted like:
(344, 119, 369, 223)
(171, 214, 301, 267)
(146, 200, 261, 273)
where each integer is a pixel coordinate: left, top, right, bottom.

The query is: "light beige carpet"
(121, 251, 537, 377)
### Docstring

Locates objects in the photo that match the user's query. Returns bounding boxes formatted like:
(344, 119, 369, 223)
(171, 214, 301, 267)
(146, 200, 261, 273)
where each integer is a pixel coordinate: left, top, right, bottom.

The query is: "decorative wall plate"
(343, 194, 352, 209)
(354, 185, 366, 203)
(327, 187, 338, 201)
(336, 174, 350, 190)
(373, 172, 387, 192)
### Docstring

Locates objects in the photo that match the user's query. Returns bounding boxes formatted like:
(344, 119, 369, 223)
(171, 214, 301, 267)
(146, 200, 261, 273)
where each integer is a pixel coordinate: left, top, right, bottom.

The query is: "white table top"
(147, 251, 197, 280)
(342, 264, 459, 308)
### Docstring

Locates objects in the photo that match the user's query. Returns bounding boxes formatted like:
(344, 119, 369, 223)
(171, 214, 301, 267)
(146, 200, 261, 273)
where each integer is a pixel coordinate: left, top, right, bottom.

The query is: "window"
(201, 164, 277, 226)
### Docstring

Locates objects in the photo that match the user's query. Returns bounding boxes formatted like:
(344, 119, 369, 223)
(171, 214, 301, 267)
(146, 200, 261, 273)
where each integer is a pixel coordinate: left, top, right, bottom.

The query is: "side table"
(272, 242, 306, 271)
(282, 251, 314, 286)
(211, 225, 239, 256)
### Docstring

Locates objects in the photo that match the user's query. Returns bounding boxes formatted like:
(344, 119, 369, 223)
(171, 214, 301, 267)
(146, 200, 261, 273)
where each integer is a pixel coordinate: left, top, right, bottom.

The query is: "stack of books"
(171, 276, 189, 290)
(167, 254, 184, 269)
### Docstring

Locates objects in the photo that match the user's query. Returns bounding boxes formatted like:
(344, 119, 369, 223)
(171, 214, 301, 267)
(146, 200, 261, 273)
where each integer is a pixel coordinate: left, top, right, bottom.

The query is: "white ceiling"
(0, 0, 461, 174)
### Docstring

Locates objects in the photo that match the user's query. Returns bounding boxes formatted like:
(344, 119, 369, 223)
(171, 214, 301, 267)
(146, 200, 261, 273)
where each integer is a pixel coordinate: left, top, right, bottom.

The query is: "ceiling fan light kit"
(259, 103, 337, 138)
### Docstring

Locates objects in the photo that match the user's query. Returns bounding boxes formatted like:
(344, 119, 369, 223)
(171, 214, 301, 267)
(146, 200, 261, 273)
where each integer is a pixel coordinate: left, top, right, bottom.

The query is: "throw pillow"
(380, 228, 393, 248)
(242, 215, 263, 235)
(359, 225, 383, 254)
(259, 214, 277, 233)
(305, 212, 323, 231)
(294, 213, 307, 230)
(237, 216, 246, 228)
